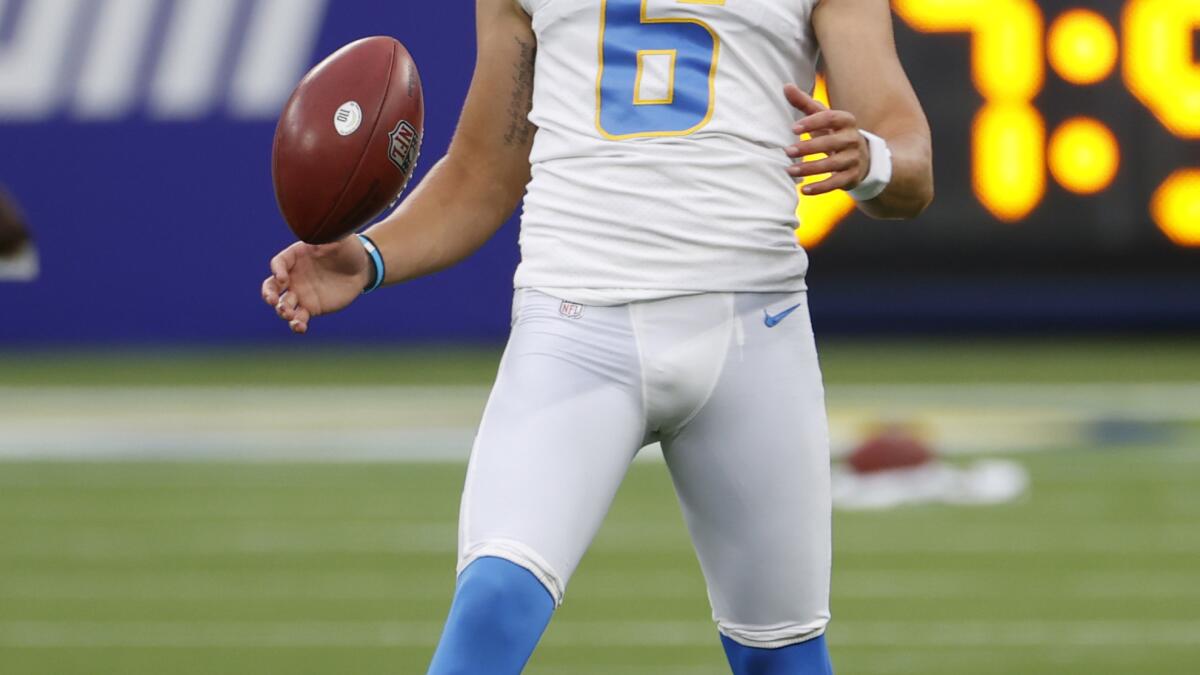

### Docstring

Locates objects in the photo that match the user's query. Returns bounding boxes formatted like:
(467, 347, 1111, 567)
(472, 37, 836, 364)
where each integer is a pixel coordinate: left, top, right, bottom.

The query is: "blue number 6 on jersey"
(596, 0, 721, 140)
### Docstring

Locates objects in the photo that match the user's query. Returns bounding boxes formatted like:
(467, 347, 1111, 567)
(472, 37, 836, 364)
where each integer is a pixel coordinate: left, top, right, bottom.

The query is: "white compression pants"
(458, 289, 832, 648)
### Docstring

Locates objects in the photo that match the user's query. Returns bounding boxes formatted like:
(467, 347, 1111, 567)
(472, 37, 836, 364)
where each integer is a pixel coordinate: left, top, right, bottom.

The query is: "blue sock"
(426, 557, 555, 675)
(721, 633, 834, 675)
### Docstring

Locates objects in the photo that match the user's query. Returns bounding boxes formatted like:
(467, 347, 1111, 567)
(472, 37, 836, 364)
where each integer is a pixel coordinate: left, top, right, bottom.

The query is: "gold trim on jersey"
(633, 49, 678, 105)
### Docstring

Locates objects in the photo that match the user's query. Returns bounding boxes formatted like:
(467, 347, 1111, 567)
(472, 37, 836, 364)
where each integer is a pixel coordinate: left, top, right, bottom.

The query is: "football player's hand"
(782, 83, 871, 196)
(261, 239, 370, 334)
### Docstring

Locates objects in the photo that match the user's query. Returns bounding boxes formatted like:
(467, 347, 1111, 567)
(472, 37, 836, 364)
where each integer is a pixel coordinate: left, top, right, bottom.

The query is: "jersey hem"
(717, 622, 829, 649)
(523, 283, 808, 307)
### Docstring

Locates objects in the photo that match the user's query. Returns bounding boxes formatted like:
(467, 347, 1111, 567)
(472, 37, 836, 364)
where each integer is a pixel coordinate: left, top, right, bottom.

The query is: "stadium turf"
(0, 341, 1197, 673)
(1, 450, 1197, 674)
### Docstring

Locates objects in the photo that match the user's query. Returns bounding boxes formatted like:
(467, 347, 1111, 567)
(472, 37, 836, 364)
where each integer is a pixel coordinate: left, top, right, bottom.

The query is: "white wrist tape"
(846, 130, 893, 202)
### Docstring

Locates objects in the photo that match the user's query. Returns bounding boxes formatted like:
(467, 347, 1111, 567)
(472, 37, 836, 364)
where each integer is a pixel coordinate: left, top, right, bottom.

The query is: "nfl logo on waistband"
(559, 301, 584, 319)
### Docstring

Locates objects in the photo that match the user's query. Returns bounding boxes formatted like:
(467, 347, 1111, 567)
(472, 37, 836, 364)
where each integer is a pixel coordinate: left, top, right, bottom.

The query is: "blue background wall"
(0, 0, 517, 345)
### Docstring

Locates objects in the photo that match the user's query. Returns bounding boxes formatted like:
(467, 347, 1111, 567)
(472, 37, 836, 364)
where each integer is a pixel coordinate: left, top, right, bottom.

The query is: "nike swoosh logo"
(764, 303, 803, 328)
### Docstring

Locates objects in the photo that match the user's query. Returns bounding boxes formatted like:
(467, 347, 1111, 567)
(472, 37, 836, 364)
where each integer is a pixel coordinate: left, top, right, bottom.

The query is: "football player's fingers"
(794, 109, 855, 135)
(800, 171, 856, 196)
(788, 153, 857, 179)
(269, 252, 293, 292)
(275, 290, 300, 320)
(783, 83, 826, 116)
(787, 132, 858, 158)
(282, 289, 300, 311)
(289, 308, 311, 335)
(793, 125, 834, 138)
(262, 276, 280, 305)
(285, 290, 303, 317)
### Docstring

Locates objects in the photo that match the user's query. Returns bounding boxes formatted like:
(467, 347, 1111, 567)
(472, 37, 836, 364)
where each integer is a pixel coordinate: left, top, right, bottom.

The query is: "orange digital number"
(1124, 0, 1200, 247)
(893, 0, 1046, 223)
(1124, 0, 1200, 138)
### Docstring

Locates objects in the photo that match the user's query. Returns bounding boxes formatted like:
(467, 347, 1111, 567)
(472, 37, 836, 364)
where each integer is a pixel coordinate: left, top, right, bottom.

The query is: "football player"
(263, 0, 932, 672)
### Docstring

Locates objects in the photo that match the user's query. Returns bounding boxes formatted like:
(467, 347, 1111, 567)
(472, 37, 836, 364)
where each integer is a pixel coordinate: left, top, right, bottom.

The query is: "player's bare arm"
(263, 0, 535, 333)
(364, 0, 536, 283)
(786, 0, 934, 219)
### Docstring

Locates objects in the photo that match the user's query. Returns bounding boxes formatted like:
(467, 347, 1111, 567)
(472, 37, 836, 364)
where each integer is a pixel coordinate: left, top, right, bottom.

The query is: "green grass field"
(1, 340, 1198, 674)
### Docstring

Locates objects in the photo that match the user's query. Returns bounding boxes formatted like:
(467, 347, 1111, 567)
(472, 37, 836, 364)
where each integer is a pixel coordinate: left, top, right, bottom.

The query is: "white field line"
(0, 383, 1197, 461)
(834, 572, 1200, 599)
(1, 570, 1196, 602)
(0, 619, 1198, 648)
(3, 521, 1198, 557)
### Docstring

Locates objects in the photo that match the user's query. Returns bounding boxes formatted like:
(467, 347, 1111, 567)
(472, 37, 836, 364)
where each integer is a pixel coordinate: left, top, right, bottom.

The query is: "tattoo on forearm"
(504, 36, 537, 146)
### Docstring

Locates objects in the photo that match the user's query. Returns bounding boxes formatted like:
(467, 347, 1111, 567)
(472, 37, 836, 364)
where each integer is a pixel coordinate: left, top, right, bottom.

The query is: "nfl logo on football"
(388, 120, 421, 175)
(559, 301, 584, 320)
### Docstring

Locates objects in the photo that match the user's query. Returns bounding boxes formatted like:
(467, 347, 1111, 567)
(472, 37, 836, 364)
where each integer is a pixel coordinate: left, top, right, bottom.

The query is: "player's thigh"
(459, 291, 645, 604)
(661, 292, 831, 646)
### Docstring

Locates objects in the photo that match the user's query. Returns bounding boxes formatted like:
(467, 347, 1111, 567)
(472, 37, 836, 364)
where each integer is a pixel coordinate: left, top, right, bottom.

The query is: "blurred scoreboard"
(803, 0, 1200, 283)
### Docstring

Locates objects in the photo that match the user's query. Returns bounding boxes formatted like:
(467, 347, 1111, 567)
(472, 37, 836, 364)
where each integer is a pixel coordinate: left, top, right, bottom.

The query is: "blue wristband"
(357, 234, 385, 294)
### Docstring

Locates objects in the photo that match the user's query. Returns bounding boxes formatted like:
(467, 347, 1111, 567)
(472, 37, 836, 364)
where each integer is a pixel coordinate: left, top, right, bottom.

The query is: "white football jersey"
(514, 0, 822, 303)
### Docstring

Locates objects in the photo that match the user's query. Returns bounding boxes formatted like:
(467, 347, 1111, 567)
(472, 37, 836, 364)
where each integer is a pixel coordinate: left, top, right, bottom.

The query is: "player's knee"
(717, 612, 830, 652)
(451, 557, 555, 637)
(721, 633, 833, 675)
(458, 539, 566, 605)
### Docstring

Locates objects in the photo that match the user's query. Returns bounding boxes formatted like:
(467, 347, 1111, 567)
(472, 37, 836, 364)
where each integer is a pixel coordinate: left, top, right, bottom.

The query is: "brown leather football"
(272, 36, 423, 244)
